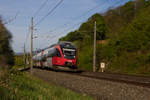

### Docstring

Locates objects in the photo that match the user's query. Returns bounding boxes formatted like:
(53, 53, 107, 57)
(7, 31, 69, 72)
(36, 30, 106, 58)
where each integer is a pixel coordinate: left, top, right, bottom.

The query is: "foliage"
(59, 0, 150, 75)
(60, 31, 84, 42)
(59, 13, 108, 71)
(14, 55, 24, 69)
(99, 0, 150, 74)
(0, 71, 93, 100)
(78, 44, 93, 71)
(59, 13, 108, 42)
(0, 17, 14, 68)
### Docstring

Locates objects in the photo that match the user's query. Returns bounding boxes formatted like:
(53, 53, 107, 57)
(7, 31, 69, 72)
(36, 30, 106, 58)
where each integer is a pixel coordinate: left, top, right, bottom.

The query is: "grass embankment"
(0, 70, 93, 100)
(13, 55, 26, 69)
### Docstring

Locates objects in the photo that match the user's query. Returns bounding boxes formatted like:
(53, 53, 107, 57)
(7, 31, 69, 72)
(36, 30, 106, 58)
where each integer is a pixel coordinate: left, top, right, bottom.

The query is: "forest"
(59, 0, 150, 75)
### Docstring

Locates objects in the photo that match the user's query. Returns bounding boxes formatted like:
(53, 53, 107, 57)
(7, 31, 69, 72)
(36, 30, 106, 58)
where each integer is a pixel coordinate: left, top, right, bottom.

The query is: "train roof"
(34, 41, 75, 54)
(48, 41, 75, 49)
(59, 41, 76, 49)
(58, 41, 73, 44)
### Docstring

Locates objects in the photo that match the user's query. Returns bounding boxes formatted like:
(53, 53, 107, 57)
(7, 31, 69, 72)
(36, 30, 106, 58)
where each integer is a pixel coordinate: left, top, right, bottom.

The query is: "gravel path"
(32, 68, 150, 100)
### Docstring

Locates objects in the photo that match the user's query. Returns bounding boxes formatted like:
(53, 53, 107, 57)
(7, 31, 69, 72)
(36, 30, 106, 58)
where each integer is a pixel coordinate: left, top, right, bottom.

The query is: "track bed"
(31, 68, 150, 100)
(72, 71, 150, 88)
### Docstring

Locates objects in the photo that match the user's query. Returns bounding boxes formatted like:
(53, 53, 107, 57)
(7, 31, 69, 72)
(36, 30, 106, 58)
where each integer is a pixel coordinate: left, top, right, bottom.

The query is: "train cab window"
(63, 48, 76, 59)
(56, 48, 61, 57)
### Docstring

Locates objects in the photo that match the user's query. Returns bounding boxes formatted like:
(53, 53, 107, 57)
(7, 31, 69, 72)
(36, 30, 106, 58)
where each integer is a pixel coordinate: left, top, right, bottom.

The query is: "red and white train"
(33, 41, 78, 70)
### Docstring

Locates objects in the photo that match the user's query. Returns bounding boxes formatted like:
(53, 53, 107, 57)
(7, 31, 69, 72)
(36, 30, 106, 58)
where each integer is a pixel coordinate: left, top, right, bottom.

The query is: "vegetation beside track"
(59, 0, 150, 75)
(0, 17, 14, 68)
(1, 55, 93, 100)
(13, 55, 25, 69)
(0, 69, 93, 100)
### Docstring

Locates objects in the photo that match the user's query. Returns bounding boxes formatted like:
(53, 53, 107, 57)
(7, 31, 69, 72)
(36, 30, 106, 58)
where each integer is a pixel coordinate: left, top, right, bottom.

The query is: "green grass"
(0, 71, 93, 100)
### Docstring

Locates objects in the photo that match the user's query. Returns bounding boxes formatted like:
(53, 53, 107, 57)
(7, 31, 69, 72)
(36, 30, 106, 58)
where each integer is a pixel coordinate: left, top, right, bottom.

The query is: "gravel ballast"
(32, 68, 150, 100)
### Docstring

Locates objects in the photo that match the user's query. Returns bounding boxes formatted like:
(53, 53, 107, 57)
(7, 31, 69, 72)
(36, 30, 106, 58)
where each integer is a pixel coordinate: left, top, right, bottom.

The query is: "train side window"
(56, 48, 61, 57)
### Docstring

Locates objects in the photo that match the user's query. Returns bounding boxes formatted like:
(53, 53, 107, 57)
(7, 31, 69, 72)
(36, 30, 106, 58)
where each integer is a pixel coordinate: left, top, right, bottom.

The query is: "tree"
(0, 17, 14, 67)
(79, 13, 108, 40)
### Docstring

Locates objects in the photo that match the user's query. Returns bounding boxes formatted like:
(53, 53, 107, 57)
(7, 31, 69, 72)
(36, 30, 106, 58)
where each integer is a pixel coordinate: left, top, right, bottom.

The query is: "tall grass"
(0, 70, 93, 100)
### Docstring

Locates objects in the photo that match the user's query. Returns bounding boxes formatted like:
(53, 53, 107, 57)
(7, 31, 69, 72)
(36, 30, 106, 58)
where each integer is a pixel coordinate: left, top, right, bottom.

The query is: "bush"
(0, 17, 14, 68)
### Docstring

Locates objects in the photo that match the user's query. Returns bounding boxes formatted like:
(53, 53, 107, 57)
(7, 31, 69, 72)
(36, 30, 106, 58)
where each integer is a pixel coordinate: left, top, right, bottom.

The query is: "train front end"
(53, 42, 78, 69)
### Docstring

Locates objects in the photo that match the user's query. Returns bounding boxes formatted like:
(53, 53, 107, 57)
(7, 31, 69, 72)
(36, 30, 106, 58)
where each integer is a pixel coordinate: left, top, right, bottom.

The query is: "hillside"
(59, 0, 150, 75)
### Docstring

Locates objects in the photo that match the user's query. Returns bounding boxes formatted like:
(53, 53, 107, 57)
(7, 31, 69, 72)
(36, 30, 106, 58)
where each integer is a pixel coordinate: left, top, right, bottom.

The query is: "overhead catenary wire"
(31, 0, 104, 50)
(34, 0, 63, 27)
(39, 2, 107, 35)
(3, 11, 19, 25)
(25, 0, 49, 52)
(25, 0, 63, 52)
(62, 0, 125, 38)
(38, 0, 123, 36)
(24, 25, 31, 53)
(72, 4, 102, 20)
(33, 0, 49, 18)
(61, 0, 124, 32)
(25, 0, 49, 45)
(28, 0, 126, 51)
(25, 26, 31, 44)
(49, 0, 124, 35)
(36, 0, 127, 45)
(33, 0, 137, 51)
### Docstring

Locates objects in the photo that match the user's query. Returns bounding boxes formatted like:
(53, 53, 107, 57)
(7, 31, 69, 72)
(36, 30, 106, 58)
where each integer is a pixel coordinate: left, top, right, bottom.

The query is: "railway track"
(31, 68, 150, 100)
(45, 67, 150, 88)
(69, 71, 150, 88)
(21, 67, 150, 88)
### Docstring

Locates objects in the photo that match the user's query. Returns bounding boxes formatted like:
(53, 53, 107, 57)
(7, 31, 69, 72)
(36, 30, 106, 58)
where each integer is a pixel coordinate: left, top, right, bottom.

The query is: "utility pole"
(30, 17, 33, 74)
(24, 43, 26, 69)
(135, 1, 137, 10)
(93, 21, 96, 72)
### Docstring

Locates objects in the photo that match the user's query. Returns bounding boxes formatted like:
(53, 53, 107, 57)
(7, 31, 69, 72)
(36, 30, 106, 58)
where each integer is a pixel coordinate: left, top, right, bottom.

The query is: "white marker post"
(101, 62, 105, 72)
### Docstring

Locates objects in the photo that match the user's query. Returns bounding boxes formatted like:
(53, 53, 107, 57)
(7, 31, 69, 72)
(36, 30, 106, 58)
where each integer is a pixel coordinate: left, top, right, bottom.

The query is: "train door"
(52, 48, 63, 66)
(47, 57, 53, 67)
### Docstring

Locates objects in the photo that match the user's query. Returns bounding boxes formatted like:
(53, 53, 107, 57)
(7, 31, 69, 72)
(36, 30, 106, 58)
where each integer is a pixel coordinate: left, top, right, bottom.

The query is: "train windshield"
(63, 48, 76, 59)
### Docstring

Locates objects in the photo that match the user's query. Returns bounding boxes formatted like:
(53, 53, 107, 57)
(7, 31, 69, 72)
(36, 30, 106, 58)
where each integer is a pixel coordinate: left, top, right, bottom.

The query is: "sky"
(0, 0, 130, 53)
